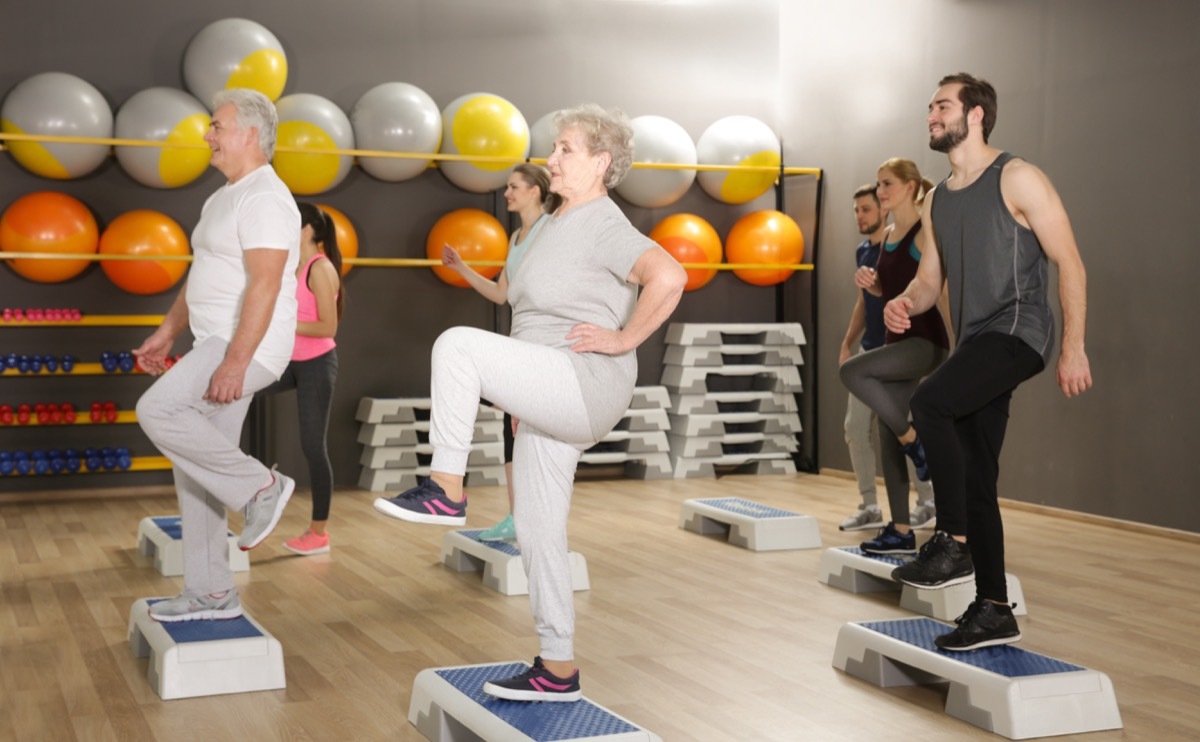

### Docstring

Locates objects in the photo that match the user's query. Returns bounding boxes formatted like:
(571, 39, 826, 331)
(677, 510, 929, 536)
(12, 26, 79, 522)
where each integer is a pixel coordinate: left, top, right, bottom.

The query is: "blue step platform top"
(151, 516, 183, 539)
(861, 618, 1085, 677)
(145, 599, 263, 643)
(457, 529, 520, 556)
(694, 497, 798, 519)
(435, 663, 638, 741)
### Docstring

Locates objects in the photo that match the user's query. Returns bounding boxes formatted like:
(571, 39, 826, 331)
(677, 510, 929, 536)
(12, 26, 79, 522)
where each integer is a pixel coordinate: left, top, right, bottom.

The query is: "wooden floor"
(2, 473, 1198, 741)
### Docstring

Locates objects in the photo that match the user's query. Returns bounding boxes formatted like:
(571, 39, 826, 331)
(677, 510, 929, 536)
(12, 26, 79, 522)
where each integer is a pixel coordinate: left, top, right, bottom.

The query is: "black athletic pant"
(910, 332, 1044, 603)
(258, 349, 338, 521)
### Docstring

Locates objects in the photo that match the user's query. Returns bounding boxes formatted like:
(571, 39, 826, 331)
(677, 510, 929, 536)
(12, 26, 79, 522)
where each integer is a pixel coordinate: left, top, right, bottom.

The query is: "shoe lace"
(400, 480, 437, 502)
(953, 599, 985, 626)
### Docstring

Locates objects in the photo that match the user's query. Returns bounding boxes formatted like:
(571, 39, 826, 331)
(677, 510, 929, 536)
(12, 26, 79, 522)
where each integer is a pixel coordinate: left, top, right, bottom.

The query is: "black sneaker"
(891, 531, 974, 589)
(934, 599, 1021, 651)
(902, 437, 930, 481)
(373, 478, 466, 526)
(482, 657, 582, 702)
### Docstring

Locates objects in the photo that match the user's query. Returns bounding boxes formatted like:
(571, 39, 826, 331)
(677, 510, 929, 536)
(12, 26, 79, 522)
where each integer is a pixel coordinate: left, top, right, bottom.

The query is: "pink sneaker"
(283, 530, 330, 555)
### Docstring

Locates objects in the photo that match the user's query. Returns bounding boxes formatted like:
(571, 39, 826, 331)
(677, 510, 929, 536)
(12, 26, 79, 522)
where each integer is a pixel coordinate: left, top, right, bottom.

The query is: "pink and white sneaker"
(283, 529, 330, 555)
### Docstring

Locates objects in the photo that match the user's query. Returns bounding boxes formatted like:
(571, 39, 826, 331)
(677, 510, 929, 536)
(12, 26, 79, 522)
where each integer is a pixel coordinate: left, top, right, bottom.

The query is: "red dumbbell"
(35, 403, 49, 424)
(62, 402, 76, 424)
(90, 401, 103, 423)
(104, 401, 118, 423)
(0, 404, 12, 425)
(17, 403, 31, 424)
(48, 403, 62, 424)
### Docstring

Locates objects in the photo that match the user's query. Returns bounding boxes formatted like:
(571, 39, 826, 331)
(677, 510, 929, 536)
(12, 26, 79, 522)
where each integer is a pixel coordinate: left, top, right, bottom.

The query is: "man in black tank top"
(883, 73, 1093, 651)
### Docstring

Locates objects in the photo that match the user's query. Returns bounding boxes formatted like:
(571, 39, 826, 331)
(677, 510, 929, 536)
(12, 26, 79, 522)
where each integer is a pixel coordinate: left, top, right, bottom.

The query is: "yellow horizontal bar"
(0, 131, 820, 176)
(0, 252, 192, 262)
(1, 315, 163, 327)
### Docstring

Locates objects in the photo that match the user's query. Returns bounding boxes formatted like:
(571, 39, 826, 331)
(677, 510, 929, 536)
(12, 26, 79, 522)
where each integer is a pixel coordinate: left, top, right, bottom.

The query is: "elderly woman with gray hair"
(375, 103, 687, 701)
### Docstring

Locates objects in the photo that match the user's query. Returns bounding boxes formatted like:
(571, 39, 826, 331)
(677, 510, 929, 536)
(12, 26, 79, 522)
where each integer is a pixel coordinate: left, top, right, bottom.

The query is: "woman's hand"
(566, 323, 627, 355)
(854, 266, 881, 295)
(441, 244, 466, 274)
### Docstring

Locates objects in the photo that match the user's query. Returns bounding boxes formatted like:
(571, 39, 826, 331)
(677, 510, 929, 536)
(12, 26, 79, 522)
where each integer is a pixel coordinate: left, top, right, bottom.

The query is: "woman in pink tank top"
(257, 203, 344, 555)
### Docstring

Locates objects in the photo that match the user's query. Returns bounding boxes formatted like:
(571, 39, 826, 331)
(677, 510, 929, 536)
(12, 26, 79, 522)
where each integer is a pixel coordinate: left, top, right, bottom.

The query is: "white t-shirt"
(187, 165, 301, 378)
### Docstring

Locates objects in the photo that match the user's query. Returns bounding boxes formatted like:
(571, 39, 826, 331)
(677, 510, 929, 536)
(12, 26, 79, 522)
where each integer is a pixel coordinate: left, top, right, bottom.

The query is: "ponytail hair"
(878, 157, 934, 207)
(298, 202, 345, 322)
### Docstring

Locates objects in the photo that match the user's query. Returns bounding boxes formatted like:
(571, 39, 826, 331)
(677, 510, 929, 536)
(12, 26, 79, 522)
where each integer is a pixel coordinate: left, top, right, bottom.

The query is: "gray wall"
(781, 0, 1200, 530)
(2, 0, 1196, 532)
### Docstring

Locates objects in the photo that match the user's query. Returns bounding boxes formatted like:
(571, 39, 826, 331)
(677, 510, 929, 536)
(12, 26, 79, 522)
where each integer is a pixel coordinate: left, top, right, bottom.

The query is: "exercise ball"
(615, 115, 696, 209)
(439, 93, 529, 193)
(725, 210, 804, 286)
(1, 72, 113, 179)
(99, 210, 190, 295)
(350, 82, 441, 182)
(0, 191, 98, 282)
(696, 115, 781, 204)
(314, 203, 358, 277)
(528, 110, 559, 160)
(425, 209, 507, 287)
(273, 93, 354, 195)
(114, 88, 211, 188)
(183, 18, 288, 105)
(649, 213, 722, 291)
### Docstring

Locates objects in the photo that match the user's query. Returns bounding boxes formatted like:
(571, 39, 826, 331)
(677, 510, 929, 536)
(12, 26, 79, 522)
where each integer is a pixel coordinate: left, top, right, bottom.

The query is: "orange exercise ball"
(99, 210, 190, 295)
(425, 208, 507, 287)
(725, 210, 804, 286)
(0, 191, 99, 283)
(649, 213, 723, 292)
(314, 204, 358, 277)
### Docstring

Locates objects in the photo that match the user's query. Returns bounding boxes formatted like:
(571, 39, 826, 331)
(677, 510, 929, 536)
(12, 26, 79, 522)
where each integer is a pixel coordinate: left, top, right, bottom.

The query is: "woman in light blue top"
(441, 163, 560, 540)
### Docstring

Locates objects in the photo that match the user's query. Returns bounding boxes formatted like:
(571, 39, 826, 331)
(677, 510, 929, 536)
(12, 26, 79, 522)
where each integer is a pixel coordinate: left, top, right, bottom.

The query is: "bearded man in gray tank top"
(884, 73, 1093, 651)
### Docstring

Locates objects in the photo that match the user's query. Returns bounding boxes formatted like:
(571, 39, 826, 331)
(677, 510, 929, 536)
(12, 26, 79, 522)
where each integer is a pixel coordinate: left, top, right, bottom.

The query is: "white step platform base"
(833, 617, 1121, 739)
(409, 661, 662, 741)
(127, 598, 285, 700)
(818, 547, 1027, 621)
(441, 530, 590, 596)
(361, 466, 506, 493)
(136, 516, 248, 577)
(679, 497, 821, 551)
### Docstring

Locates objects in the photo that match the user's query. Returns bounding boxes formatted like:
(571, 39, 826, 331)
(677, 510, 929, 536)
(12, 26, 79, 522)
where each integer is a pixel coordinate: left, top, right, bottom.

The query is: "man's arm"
(839, 294, 867, 366)
(132, 282, 190, 376)
(1003, 160, 1092, 398)
(205, 247, 289, 403)
(884, 188, 946, 333)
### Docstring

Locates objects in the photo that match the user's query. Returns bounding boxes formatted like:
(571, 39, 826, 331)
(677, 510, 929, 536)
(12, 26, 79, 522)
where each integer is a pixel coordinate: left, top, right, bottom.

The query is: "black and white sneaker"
(891, 531, 974, 589)
(935, 599, 1021, 651)
(483, 657, 582, 702)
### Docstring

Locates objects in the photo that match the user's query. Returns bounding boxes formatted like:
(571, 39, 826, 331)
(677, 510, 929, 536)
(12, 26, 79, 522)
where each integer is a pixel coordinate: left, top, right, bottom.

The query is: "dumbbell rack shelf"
(1, 314, 164, 327)
(2, 312, 171, 486)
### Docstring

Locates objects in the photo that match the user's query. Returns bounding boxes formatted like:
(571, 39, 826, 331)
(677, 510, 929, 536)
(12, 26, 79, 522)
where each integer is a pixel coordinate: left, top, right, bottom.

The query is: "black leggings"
(259, 349, 338, 521)
(910, 333, 1043, 603)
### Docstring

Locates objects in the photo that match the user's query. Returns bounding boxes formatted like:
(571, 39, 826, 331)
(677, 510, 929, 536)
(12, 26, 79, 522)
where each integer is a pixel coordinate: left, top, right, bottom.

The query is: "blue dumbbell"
(0, 459, 13, 476)
(13, 450, 29, 461)
(50, 458, 66, 474)
(16, 459, 31, 475)
(17, 355, 31, 373)
(61, 354, 76, 372)
(44, 355, 58, 372)
(5, 353, 17, 369)
(100, 352, 117, 373)
(31, 450, 46, 461)
(84, 455, 101, 472)
(116, 447, 133, 469)
(66, 456, 81, 473)
(33, 458, 49, 475)
(30, 355, 43, 373)
(117, 351, 135, 373)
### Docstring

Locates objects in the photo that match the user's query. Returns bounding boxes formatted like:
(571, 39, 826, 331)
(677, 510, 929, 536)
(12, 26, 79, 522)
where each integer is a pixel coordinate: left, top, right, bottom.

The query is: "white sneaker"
(239, 466, 295, 550)
(149, 588, 242, 622)
(839, 504, 883, 531)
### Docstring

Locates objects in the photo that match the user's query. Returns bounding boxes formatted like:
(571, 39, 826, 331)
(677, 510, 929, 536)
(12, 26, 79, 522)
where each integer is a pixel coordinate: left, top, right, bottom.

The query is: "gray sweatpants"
(430, 327, 610, 661)
(136, 337, 277, 596)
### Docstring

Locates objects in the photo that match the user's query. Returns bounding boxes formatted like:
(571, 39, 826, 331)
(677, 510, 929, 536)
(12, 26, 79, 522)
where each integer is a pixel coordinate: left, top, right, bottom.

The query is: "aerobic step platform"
(662, 343, 805, 367)
(664, 322, 806, 347)
(679, 497, 820, 551)
(660, 363, 802, 395)
(833, 617, 1121, 739)
(409, 661, 661, 741)
(667, 391, 797, 416)
(361, 465, 506, 492)
(127, 598, 285, 700)
(358, 419, 501, 447)
(817, 547, 1027, 621)
(361, 441, 505, 469)
(441, 530, 589, 596)
(356, 398, 503, 425)
(136, 516, 248, 577)
(669, 451, 796, 479)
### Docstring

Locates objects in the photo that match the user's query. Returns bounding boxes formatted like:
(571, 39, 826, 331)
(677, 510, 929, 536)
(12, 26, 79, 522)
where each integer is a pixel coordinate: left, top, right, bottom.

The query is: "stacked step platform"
(660, 322, 805, 478)
(357, 398, 505, 492)
(579, 386, 672, 479)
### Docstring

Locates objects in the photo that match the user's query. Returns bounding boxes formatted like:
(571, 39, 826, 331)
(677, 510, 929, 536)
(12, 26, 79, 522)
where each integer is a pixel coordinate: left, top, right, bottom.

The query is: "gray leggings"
(430, 327, 626, 661)
(839, 337, 947, 438)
